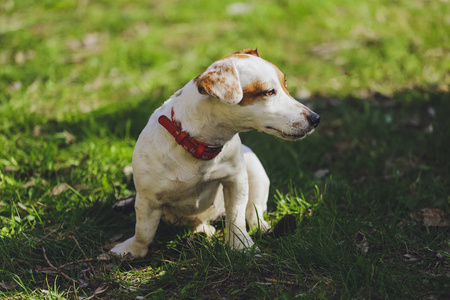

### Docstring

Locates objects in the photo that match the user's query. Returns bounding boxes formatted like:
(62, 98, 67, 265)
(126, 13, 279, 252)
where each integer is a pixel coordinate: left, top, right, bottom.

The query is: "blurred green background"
(1, 0, 449, 298)
(1, 0, 448, 121)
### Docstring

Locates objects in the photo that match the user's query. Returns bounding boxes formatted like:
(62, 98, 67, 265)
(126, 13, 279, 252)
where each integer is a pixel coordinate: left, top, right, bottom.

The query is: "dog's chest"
(157, 175, 222, 216)
(134, 125, 243, 216)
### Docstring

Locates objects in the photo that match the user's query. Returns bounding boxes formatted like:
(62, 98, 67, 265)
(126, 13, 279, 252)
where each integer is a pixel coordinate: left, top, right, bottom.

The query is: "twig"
(44, 229, 58, 238)
(42, 246, 76, 283)
(42, 246, 57, 270)
(264, 277, 299, 286)
(69, 235, 95, 275)
(58, 258, 96, 271)
(162, 259, 176, 264)
(69, 235, 88, 259)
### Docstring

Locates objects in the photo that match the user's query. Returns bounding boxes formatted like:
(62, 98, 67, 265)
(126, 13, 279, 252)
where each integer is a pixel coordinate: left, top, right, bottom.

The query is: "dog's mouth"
(265, 126, 310, 140)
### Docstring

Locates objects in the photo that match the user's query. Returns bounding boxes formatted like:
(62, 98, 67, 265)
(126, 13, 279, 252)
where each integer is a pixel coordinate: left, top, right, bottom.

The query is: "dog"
(110, 48, 320, 258)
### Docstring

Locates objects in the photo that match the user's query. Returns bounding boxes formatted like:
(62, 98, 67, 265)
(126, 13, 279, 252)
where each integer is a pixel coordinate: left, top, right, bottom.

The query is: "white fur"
(110, 52, 318, 258)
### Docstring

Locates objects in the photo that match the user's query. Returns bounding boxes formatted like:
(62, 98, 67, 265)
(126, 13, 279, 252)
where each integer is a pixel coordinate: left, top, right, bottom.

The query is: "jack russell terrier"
(110, 48, 320, 258)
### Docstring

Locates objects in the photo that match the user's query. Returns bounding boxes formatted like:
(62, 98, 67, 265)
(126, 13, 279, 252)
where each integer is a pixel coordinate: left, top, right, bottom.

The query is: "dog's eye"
(263, 89, 276, 96)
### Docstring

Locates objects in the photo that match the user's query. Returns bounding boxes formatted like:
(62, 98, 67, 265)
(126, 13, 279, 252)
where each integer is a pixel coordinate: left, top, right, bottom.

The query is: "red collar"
(158, 108, 223, 160)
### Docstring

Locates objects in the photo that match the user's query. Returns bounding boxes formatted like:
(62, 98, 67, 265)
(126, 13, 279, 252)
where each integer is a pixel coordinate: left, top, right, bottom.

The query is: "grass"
(1, 0, 449, 298)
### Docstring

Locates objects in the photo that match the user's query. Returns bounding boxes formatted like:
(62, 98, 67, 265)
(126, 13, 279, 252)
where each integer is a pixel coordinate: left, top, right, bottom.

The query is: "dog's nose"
(307, 113, 320, 128)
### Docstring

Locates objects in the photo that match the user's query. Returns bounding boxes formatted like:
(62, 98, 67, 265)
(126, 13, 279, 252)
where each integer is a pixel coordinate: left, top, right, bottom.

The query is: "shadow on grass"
(52, 88, 167, 141)
(27, 87, 450, 189)
(1, 88, 449, 298)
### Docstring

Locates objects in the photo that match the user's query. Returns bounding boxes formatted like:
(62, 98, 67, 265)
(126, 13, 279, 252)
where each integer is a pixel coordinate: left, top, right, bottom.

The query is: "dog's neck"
(168, 81, 248, 147)
(158, 108, 223, 160)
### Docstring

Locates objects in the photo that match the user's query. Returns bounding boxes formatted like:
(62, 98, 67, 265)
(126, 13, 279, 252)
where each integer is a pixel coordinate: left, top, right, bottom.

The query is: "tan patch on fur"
(221, 53, 250, 60)
(230, 54, 250, 59)
(194, 62, 241, 103)
(238, 58, 291, 106)
(239, 81, 266, 106)
(175, 89, 182, 97)
(271, 63, 290, 96)
(218, 63, 237, 76)
(194, 72, 217, 96)
(235, 48, 261, 57)
(221, 48, 261, 61)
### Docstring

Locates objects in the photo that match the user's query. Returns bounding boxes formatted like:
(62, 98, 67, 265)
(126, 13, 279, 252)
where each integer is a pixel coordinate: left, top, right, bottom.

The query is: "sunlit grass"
(1, 0, 449, 298)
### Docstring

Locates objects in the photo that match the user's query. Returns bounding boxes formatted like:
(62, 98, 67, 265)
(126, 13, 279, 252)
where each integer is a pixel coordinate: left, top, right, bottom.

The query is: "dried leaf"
(34, 265, 58, 274)
(51, 183, 69, 196)
(8, 81, 22, 92)
(123, 166, 133, 176)
(410, 208, 450, 227)
(14, 51, 26, 64)
(78, 279, 89, 289)
(264, 277, 299, 286)
(22, 180, 36, 188)
(314, 168, 330, 179)
(32, 126, 42, 137)
(17, 202, 28, 211)
(354, 231, 369, 254)
(83, 33, 101, 49)
(93, 282, 110, 295)
(403, 253, 419, 262)
(74, 185, 89, 191)
(113, 197, 134, 209)
(3, 166, 19, 172)
(113, 197, 135, 214)
(97, 252, 113, 261)
(63, 130, 76, 144)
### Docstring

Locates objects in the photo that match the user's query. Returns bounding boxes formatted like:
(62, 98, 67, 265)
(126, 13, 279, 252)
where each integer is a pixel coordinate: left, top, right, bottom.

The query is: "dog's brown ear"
(194, 59, 243, 105)
(235, 48, 261, 57)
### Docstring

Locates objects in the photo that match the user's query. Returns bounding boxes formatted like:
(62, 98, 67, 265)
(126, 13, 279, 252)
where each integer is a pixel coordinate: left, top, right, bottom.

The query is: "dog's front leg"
(223, 174, 254, 250)
(110, 194, 161, 258)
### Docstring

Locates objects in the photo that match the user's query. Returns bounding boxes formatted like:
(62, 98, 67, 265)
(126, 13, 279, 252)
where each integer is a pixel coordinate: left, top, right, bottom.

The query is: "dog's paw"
(109, 237, 148, 259)
(227, 232, 255, 251)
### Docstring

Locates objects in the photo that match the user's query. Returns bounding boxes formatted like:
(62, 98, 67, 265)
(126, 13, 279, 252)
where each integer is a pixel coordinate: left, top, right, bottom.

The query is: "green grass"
(1, 0, 449, 298)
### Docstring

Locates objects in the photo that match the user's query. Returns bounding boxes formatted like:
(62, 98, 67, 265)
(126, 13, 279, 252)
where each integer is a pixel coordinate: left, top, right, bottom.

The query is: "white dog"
(110, 49, 320, 258)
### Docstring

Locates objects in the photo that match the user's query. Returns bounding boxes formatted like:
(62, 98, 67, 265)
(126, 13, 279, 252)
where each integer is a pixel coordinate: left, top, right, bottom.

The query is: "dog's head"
(194, 48, 320, 140)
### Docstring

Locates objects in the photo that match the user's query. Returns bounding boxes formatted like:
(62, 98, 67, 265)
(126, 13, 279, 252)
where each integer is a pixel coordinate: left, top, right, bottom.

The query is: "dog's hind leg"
(243, 146, 270, 233)
(110, 193, 161, 258)
(191, 185, 225, 237)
